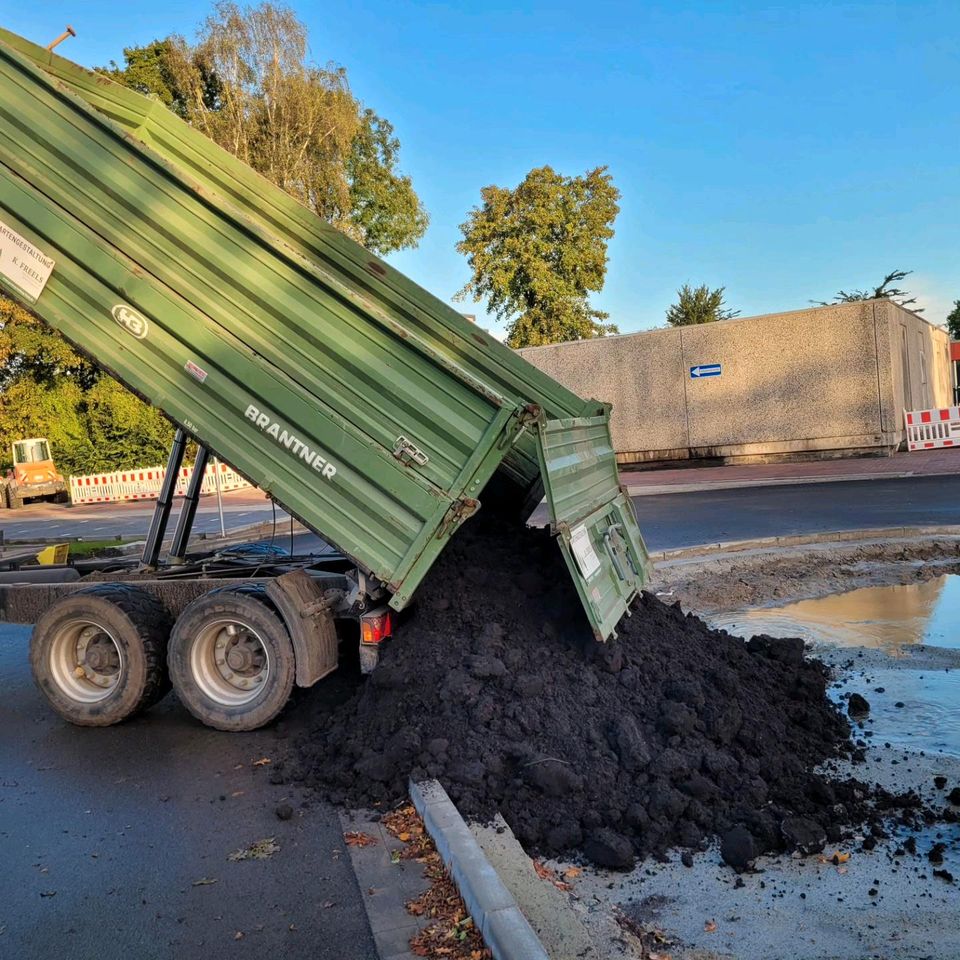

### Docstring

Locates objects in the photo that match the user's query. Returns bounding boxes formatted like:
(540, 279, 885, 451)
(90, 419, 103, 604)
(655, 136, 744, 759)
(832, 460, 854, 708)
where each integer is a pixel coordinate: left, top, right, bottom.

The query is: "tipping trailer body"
(0, 30, 649, 641)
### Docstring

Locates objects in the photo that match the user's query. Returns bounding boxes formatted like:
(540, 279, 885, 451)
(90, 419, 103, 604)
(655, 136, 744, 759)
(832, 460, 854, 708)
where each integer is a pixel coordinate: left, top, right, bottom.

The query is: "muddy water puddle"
(837, 668, 960, 757)
(710, 574, 960, 654)
(711, 574, 960, 757)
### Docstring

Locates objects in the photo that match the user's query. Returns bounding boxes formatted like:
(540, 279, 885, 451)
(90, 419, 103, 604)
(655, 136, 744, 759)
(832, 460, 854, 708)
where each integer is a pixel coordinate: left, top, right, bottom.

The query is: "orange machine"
(4, 438, 69, 508)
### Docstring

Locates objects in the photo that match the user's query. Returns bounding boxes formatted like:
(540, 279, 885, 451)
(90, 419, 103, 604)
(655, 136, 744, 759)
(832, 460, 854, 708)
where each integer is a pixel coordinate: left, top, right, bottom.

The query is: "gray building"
(518, 301, 951, 465)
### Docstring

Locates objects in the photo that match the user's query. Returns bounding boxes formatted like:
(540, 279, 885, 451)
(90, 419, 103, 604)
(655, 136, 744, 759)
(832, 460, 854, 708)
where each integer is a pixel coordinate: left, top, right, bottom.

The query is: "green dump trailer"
(0, 29, 649, 730)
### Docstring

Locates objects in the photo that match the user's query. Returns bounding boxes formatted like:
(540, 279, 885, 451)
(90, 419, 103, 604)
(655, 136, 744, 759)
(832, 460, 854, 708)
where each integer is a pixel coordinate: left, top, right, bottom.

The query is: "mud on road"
(652, 534, 960, 614)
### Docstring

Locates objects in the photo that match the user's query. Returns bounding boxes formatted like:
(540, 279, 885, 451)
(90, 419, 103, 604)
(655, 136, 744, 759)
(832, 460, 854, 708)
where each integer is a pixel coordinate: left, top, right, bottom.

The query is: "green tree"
(665, 284, 740, 327)
(815, 269, 923, 312)
(104, 2, 427, 255)
(100, 39, 204, 118)
(0, 301, 174, 474)
(347, 109, 429, 253)
(946, 300, 960, 340)
(456, 165, 620, 348)
(84, 379, 174, 471)
(0, 378, 91, 475)
(0, 297, 97, 390)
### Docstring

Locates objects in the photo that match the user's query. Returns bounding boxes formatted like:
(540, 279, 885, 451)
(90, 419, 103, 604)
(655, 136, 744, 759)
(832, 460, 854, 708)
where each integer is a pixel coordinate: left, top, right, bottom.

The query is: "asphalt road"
(628, 474, 960, 550)
(286, 474, 960, 555)
(0, 625, 377, 960)
(2, 473, 958, 959)
(4, 474, 959, 555)
(0, 489, 289, 544)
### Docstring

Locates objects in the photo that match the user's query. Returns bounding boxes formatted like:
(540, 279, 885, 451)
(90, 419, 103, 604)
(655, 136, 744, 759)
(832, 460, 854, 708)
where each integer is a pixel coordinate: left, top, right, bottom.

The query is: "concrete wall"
(878, 300, 952, 429)
(518, 301, 951, 464)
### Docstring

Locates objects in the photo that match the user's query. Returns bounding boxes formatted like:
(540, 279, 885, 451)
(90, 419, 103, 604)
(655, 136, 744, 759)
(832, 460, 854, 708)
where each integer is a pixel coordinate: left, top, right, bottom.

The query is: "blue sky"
(3, 1, 958, 337)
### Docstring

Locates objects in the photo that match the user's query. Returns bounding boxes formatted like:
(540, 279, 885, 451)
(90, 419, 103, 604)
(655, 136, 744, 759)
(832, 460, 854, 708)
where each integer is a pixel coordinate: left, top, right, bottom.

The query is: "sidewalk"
(621, 448, 960, 496)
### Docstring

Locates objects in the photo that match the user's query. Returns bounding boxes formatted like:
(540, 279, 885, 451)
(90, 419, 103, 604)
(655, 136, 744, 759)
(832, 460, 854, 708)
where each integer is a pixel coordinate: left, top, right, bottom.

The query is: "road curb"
(650, 525, 960, 564)
(625, 471, 916, 497)
(409, 779, 549, 960)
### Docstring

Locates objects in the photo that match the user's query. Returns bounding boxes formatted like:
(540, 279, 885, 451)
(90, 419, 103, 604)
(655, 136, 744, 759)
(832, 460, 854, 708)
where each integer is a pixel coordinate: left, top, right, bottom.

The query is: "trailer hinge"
(437, 497, 480, 538)
(497, 403, 542, 450)
(393, 435, 429, 466)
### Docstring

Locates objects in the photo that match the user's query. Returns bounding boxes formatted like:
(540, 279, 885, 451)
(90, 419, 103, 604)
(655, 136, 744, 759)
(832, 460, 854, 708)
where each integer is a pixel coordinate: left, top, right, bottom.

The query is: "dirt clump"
(287, 507, 923, 867)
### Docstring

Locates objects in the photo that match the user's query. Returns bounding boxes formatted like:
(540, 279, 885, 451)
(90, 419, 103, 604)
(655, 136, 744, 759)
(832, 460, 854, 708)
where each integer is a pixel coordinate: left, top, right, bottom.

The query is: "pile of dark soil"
(286, 507, 930, 868)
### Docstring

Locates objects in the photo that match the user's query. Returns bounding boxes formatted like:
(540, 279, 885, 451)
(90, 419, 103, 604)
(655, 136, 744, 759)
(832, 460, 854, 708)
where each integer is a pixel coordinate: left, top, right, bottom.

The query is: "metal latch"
(436, 497, 480, 537)
(603, 523, 638, 581)
(393, 435, 429, 466)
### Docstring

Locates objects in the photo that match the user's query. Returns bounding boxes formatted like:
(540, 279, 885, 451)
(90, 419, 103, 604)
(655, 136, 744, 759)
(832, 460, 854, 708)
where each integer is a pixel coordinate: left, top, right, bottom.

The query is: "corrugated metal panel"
(0, 36, 528, 604)
(537, 416, 650, 639)
(0, 29, 603, 490)
(0, 31, 647, 638)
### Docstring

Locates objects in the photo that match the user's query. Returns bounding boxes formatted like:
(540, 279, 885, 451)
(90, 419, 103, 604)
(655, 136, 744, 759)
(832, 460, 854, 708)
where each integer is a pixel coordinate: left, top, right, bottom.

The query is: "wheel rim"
(189, 618, 271, 707)
(48, 619, 123, 703)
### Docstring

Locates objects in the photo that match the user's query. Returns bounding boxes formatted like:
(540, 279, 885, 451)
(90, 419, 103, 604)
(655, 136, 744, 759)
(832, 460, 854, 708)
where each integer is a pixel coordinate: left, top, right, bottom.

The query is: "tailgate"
(535, 413, 650, 640)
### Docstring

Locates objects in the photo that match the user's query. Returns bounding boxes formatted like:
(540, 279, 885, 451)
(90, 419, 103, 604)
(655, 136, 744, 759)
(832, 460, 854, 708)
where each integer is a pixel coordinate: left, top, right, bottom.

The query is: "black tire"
(7, 486, 23, 510)
(30, 584, 173, 726)
(56, 489, 70, 504)
(168, 588, 295, 731)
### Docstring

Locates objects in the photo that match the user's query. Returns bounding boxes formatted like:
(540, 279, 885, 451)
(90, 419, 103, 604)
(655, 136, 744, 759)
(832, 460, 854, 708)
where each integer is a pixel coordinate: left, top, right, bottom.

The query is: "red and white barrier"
(69, 461, 251, 504)
(905, 406, 960, 451)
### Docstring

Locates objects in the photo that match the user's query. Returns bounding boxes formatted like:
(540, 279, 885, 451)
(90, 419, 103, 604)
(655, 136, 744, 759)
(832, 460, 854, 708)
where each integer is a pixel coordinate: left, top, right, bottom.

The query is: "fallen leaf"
(231, 791, 245, 798)
(322, 900, 335, 909)
(39, 891, 56, 898)
(192, 877, 219, 886)
(252, 757, 271, 767)
(704, 920, 717, 933)
(398, 832, 411, 842)
(837, 865, 848, 875)
(533, 860, 553, 881)
(233, 931, 244, 940)
(227, 838, 280, 861)
(831, 851, 851, 864)
(344, 831, 378, 848)
(564, 867, 582, 879)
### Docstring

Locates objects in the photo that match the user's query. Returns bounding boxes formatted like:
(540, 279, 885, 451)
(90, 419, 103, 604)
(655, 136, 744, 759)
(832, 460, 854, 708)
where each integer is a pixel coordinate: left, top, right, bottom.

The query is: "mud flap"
(535, 412, 650, 640)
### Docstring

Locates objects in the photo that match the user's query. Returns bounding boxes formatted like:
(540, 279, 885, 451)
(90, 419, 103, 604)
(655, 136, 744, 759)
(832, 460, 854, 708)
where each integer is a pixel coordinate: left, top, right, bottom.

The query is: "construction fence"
(69, 461, 251, 505)
(905, 405, 960, 451)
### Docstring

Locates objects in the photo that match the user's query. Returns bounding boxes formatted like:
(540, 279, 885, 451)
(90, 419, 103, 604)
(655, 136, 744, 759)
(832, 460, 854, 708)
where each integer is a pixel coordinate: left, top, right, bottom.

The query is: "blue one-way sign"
(690, 363, 722, 379)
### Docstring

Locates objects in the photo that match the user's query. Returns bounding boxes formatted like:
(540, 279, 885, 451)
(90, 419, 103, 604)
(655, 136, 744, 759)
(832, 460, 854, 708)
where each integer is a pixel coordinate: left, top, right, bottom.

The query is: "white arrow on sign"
(690, 363, 722, 379)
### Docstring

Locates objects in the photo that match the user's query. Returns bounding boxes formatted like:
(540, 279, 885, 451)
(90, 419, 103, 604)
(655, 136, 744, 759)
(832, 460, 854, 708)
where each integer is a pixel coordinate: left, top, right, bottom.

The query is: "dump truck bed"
(0, 30, 648, 638)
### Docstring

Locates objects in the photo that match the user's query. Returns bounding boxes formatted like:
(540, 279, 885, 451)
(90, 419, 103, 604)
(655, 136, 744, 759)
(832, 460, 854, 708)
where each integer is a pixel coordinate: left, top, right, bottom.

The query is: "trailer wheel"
(30, 585, 172, 726)
(168, 589, 295, 731)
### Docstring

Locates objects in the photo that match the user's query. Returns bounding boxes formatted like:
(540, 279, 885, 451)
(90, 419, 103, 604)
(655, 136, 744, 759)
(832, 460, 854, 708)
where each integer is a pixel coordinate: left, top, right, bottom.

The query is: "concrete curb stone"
(625, 470, 917, 497)
(409, 779, 549, 960)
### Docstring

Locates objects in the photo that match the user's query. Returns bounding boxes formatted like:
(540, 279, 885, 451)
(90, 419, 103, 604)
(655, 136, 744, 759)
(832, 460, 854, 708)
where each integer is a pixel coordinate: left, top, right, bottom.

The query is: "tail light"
(360, 608, 393, 645)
